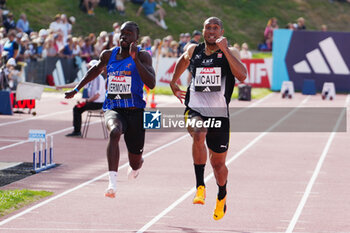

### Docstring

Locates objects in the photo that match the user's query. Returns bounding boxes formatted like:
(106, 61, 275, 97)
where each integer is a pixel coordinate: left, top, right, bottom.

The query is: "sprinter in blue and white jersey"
(64, 21, 155, 198)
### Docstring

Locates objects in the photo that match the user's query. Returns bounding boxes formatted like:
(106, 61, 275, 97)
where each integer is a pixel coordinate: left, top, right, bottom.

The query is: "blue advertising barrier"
(272, 29, 350, 92)
(0, 91, 13, 115)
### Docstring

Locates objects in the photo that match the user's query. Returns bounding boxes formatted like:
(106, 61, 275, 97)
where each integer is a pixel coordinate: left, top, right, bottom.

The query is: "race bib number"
(107, 75, 132, 99)
(194, 67, 221, 92)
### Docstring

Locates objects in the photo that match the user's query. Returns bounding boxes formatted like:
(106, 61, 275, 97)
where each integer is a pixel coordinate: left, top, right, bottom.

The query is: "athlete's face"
(119, 24, 138, 49)
(203, 19, 223, 45)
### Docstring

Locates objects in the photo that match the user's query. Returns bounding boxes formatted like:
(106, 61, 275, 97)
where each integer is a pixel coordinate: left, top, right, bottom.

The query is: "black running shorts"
(104, 108, 145, 154)
(185, 108, 230, 153)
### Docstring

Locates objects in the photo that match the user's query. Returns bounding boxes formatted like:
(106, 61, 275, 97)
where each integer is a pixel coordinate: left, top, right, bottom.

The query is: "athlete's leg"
(209, 149, 228, 187)
(104, 110, 125, 197)
(124, 109, 145, 179)
(188, 115, 207, 204)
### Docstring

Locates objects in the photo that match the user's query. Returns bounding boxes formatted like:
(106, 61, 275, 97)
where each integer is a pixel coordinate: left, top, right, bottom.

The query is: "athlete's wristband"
(74, 88, 79, 93)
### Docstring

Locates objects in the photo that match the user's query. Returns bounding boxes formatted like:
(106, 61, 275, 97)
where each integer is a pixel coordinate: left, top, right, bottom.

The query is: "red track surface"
(0, 92, 349, 233)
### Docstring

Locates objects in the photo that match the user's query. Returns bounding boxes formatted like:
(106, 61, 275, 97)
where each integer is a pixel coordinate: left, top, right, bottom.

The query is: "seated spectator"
(3, 12, 16, 33)
(131, 0, 144, 4)
(137, 0, 168, 30)
(115, 0, 126, 16)
(0, 0, 6, 9)
(168, 0, 177, 7)
(83, 0, 100, 16)
(62, 60, 106, 137)
(240, 42, 252, 59)
(295, 17, 306, 30)
(16, 13, 32, 35)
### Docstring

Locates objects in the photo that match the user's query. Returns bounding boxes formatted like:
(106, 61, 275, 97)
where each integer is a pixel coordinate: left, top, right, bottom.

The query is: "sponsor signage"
(272, 29, 350, 92)
(28, 129, 46, 142)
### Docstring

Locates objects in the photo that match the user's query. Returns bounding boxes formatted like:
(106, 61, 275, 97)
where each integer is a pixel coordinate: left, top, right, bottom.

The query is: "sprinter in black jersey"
(170, 17, 247, 220)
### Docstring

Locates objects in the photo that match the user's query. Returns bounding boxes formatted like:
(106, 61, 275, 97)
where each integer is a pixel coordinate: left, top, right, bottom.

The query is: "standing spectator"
(60, 14, 71, 43)
(102, 32, 115, 50)
(49, 14, 62, 33)
(240, 42, 252, 59)
(3, 30, 19, 59)
(168, 40, 178, 57)
(55, 32, 65, 52)
(60, 35, 74, 58)
(0, 0, 6, 9)
(3, 12, 16, 33)
(94, 36, 105, 57)
(16, 13, 31, 35)
(190, 30, 201, 44)
(321, 24, 328, 32)
(140, 36, 152, 55)
(286, 22, 295, 30)
(295, 17, 306, 30)
(42, 37, 58, 57)
(81, 36, 93, 62)
(136, 0, 168, 30)
(264, 17, 278, 51)
(151, 38, 161, 56)
(177, 33, 186, 56)
(233, 43, 240, 51)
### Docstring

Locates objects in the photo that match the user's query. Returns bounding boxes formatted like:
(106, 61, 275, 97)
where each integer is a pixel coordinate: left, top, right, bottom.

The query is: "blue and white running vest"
(103, 47, 146, 110)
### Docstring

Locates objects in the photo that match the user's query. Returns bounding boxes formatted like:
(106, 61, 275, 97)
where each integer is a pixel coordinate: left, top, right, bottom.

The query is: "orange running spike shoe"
(213, 195, 227, 220)
(193, 185, 206, 205)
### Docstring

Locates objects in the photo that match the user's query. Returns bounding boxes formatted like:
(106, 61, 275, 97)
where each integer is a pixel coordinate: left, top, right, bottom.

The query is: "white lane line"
(0, 110, 71, 127)
(285, 94, 350, 233)
(136, 95, 310, 233)
(0, 134, 189, 226)
(0, 139, 24, 142)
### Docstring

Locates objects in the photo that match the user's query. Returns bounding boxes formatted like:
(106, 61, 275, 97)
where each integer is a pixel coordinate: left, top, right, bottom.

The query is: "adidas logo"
(114, 94, 121, 99)
(293, 37, 350, 75)
(203, 87, 211, 92)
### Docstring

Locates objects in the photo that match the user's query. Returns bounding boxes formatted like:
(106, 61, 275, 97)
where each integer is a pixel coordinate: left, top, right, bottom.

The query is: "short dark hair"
(204, 17, 223, 29)
(123, 21, 140, 36)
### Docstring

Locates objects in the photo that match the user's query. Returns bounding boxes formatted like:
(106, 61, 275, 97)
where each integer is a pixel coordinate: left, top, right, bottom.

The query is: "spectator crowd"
(0, 0, 340, 91)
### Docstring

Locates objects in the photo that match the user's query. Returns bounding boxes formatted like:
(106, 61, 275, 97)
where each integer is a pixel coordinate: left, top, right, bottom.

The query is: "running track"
(0, 92, 349, 233)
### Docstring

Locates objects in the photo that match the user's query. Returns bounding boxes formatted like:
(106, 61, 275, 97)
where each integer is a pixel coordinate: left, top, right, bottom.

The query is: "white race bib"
(108, 75, 132, 94)
(194, 67, 221, 92)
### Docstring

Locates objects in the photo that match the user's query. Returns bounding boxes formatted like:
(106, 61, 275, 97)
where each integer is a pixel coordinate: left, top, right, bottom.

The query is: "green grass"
(7, 0, 350, 48)
(0, 189, 53, 217)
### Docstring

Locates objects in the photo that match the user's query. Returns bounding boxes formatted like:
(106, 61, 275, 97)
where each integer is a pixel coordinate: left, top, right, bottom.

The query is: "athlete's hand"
(130, 42, 138, 60)
(170, 82, 186, 104)
(216, 36, 229, 51)
(64, 89, 77, 99)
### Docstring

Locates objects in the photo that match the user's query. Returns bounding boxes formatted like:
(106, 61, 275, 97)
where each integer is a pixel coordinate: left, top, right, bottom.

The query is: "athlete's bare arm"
(130, 42, 156, 89)
(65, 50, 111, 99)
(216, 37, 247, 82)
(170, 44, 196, 103)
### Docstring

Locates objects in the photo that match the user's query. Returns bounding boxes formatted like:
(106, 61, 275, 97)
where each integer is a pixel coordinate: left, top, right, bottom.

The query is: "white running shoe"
(127, 166, 140, 180)
(105, 187, 116, 198)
